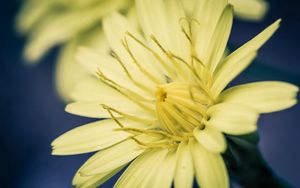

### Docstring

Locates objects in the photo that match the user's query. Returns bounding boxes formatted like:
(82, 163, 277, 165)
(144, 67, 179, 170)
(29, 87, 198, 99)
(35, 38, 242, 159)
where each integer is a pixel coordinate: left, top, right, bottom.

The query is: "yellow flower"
(53, 0, 297, 187)
(16, 0, 134, 100)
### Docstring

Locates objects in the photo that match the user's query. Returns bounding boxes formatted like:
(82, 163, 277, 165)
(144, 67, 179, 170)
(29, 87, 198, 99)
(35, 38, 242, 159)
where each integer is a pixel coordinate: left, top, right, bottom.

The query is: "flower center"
(155, 82, 211, 137)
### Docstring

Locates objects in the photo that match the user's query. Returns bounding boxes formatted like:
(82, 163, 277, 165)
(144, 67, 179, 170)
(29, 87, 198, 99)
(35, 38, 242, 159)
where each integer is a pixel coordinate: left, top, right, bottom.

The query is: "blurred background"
(1, 0, 300, 187)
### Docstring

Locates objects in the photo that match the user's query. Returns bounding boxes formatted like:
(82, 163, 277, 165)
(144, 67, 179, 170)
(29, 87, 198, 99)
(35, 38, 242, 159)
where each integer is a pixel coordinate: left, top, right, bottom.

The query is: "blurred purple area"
(0, 0, 299, 187)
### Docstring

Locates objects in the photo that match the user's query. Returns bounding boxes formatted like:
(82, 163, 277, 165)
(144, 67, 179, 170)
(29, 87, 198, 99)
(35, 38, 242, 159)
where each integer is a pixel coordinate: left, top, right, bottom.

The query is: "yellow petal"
(73, 164, 125, 188)
(191, 140, 229, 188)
(136, 0, 191, 79)
(207, 103, 259, 135)
(206, 5, 234, 73)
(149, 150, 177, 188)
(65, 100, 154, 122)
(114, 149, 168, 188)
(16, 0, 52, 34)
(229, 0, 269, 21)
(219, 81, 299, 113)
(192, 0, 227, 62)
(194, 126, 227, 153)
(23, 9, 99, 63)
(136, 0, 170, 49)
(51, 119, 132, 155)
(55, 41, 90, 102)
(212, 20, 281, 96)
(70, 76, 122, 102)
(55, 27, 111, 101)
(80, 139, 144, 176)
(174, 142, 194, 188)
(161, 0, 190, 62)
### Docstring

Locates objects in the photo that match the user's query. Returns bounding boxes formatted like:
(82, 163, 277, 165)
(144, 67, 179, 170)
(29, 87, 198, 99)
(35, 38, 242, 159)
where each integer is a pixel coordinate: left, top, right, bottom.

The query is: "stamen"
(122, 37, 162, 84)
(115, 127, 184, 142)
(161, 103, 195, 131)
(101, 104, 153, 124)
(125, 32, 176, 78)
(156, 105, 182, 136)
(96, 69, 155, 113)
(130, 136, 177, 149)
(111, 51, 154, 95)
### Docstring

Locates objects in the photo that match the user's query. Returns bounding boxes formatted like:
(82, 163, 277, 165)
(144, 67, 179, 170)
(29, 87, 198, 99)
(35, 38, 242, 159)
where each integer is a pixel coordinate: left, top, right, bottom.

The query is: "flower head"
(52, 0, 298, 187)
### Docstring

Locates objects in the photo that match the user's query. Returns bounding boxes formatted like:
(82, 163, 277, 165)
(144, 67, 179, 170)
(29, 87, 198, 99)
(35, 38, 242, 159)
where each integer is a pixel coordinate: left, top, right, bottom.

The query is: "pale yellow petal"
(212, 20, 281, 96)
(51, 119, 132, 155)
(136, 0, 189, 79)
(16, 0, 52, 34)
(229, 0, 269, 21)
(192, 0, 227, 63)
(191, 140, 229, 188)
(174, 142, 194, 188)
(73, 164, 125, 188)
(55, 41, 90, 102)
(207, 103, 259, 135)
(114, 149, 168, 188)
(206, 5, 234, 73)
(55, 27, 111, 101)
(136, 0, 170, 48)
(70, 76, 123, 102)
(65, 100, 154, 120)
(80, 139, 144, 176)
(149, 150, 177, 188)
(23, 10, 99, 63)
(161, 0, 190, 62)
(212, 52, 257, 98)
(194, 125, 227, 153)
(219, 81, 299, 113)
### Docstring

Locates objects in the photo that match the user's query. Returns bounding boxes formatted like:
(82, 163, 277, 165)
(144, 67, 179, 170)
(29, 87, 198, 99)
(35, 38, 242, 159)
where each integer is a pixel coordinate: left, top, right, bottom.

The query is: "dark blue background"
(1, 0, 300, 187)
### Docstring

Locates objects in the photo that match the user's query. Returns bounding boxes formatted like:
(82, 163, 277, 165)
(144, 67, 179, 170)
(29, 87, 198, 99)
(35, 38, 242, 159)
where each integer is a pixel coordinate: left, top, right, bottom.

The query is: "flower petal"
(206, 5, 234, 73)
(212, 20, 281, 96)
(194, 125, 227, 153)
(72, 164, 125, 188)
(229, 0, 269, 21)
(174, 142, 194, 188)
(51, 119, 135, 155)
(16, 0, 52, 34)
(55, 40, 90, 102)
(192, 0, 227, 62)
(207, 103, 259, 135)
(136, 0, 170, 49)
(114, 149, 168, 188)
(23, 9, 99, 63)
(191, 140, 229, 188)
(219, 81, 299, 113)
(149, 150, 177, 188)
(80, 139, 144, 176)
(65, 100, 154, 120)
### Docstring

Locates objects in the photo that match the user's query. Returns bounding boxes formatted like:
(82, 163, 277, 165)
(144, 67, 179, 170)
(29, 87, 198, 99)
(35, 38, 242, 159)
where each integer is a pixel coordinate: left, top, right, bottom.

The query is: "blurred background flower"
(1, 0, 300, 187)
